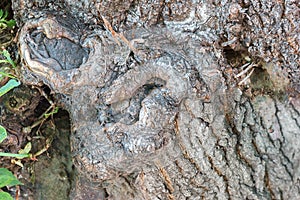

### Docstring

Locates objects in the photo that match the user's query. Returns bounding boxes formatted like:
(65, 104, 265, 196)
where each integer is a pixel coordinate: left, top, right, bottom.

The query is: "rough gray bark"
(12, 0, 300, 199)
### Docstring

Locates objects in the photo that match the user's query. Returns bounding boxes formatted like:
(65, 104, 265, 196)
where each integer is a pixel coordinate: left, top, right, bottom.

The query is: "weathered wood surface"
(13, 0, 300, 199)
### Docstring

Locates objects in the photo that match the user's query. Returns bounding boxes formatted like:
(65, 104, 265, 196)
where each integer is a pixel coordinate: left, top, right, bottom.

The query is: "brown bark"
(11, 0, 300, 199)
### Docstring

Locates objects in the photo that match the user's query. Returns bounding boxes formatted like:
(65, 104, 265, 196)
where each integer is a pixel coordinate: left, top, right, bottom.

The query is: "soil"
(0, 0, 299, 200)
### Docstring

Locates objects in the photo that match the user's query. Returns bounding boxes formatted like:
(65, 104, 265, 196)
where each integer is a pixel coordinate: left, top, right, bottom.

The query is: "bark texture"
(11, 0, 300, 199)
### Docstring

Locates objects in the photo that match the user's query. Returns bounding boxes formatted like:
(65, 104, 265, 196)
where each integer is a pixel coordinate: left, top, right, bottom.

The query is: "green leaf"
(0, 152, 30, 159)
(0, 79, 20, 97)
(0, 191, 13, 200)
(2, 11, 8, 21)
(2, 50, 16, 68)
(18, 142, 32, 154)
(0, 10, 3, 19)
(6, 20, 16, 28)
(0, 125, 7, 143)
(0, 168, 22, 188)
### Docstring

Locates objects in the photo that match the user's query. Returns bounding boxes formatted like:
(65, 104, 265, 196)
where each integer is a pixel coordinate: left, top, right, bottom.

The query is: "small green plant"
(0, 124, 32, 167)
(0, 49, 16, 69)
(44, 107, 59, 118)
(0, 49, 18, 80)
(0, 10, 16, 29)
(0, 126, 7, 144)
(0, 107, 59, 161)
(0, 49, 19, 98)
(0, 9, 19, 100)
(0, 168, 23, 200)
(0, 139, 32, 160)
(0, 10, 24, 200)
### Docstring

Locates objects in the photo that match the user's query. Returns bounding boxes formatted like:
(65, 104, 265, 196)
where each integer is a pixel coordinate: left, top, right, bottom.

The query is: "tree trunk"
(12, 0, 300, 199)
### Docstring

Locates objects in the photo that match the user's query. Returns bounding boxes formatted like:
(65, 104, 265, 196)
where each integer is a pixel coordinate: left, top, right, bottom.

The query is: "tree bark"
(12, 0, 300, 199)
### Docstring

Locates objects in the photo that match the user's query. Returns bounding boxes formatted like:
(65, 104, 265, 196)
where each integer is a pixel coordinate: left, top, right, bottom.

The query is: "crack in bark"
(290, 100, 300, 117)
(264, 165, 276, 200)
(206, 155, 230, 200)
(174, 114, 203, 173)
(288, 103, 300, 129)
(274, 100, 294, 181)
(155, 162, 175, 200)
(274, 100, 286, 144)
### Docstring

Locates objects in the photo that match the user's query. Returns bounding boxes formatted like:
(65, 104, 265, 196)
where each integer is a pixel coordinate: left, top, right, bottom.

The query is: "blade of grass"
(0, 152, 30, 159)
(0, 125, 7, 143)
(2, 50, 16, 68)
(0, 60, 10, 64)
(0, 71, 16, 79)
(0, 79, 20, 97)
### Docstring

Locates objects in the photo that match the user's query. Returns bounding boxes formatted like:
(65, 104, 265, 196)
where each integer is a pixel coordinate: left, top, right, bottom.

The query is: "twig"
(101, 15, 120, 46)
(101, 15, 138, 53)
(238, 68, 255, 86)
(235, 63, 256, 78)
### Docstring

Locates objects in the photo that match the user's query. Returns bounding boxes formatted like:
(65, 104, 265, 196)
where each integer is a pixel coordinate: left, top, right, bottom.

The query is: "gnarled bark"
(11, 0, 300, 199)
